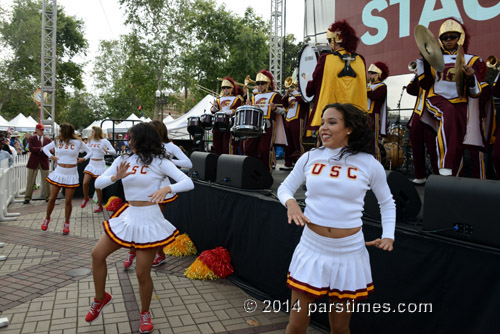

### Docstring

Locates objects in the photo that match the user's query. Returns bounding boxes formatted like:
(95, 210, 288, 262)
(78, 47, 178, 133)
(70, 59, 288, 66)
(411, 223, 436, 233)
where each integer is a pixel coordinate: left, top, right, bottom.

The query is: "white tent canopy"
(0, 115, 10, 131)
(163, 114, 175, 124)
(9, 113, 35, 132)
(166, 95, 215, 139)
(26, 116, 39, 128)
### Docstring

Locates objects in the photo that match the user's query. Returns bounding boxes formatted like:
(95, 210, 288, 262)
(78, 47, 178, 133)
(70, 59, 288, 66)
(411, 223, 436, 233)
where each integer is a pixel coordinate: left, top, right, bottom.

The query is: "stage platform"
(162, 160, 500, 334)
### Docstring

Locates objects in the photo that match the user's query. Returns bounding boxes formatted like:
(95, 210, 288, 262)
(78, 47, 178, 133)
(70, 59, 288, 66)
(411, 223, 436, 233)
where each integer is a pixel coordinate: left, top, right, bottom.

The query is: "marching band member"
(210, 76, 243, 155)
(460, 79, 495, 179)
(86, 123, 194, 333)
(244, 69, 285, 171)
(418, 18, 483, 176)
(81, 126, 116, 213)
(306, 20, 367, 131)
(42, 123, 91, 235)
(281, 78, 309, 170)
(367, 62, 389, 162)
(406, 74, 439, 184)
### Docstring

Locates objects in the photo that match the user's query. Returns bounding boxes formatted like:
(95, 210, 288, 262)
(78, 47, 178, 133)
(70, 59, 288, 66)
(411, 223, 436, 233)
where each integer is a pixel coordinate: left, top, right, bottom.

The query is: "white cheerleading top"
(278, 147, 396, 240)
(87, 139, 116, 159)
(43, 139, 91, 164)
(164, 142, 192, 168)
(95, 154, 194, 201)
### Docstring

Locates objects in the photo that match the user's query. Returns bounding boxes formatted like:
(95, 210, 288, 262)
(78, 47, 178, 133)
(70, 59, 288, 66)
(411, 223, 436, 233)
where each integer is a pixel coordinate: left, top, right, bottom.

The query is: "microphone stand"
(395, 85, 406, 171)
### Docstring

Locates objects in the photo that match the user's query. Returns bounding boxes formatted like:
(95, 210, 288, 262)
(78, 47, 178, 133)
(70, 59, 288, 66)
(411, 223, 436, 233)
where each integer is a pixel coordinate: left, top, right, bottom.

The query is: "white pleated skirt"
(158, 178, 178, 204)
(287, 225, 374, 301)
(103, 204, 179, 249)
(47, 166, 79, 188)
(84, 159, 106, 177)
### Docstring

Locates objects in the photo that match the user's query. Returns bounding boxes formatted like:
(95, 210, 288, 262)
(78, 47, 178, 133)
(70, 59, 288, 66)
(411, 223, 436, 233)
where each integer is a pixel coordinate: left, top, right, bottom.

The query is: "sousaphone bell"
(414, 25, 445, 72)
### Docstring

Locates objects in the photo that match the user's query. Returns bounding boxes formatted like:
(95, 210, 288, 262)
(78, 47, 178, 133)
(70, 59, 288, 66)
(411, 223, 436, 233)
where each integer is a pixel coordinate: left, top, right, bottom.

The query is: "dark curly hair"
(150, 120, 170, 143)
(321, 103, 375, 159)
(127, 122, 166, 165)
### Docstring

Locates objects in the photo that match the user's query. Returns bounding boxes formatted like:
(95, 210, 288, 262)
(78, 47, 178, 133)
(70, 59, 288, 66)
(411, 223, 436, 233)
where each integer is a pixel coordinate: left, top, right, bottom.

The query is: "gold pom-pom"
(184, 258, 219, 280)
(164, 234, 197, 257)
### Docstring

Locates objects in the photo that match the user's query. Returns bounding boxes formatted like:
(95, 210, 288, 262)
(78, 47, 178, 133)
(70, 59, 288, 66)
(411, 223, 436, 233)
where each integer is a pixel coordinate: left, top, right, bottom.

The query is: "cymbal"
(415, 25, 445, 72)
(455, 45, 465, 98)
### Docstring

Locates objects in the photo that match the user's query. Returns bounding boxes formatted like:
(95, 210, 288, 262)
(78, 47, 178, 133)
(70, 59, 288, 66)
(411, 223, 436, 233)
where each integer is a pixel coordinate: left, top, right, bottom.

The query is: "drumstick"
(252, 103, 283, 107)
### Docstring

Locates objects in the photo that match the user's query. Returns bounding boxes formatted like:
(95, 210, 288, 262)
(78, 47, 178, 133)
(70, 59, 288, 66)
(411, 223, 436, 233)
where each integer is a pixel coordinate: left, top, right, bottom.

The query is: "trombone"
(216, 76, 256, 89)
(195, 83, 218, 97)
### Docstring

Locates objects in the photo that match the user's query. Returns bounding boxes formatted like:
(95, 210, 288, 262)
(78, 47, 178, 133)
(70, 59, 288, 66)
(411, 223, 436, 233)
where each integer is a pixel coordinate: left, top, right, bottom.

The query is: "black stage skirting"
(163, 180, 500, 334)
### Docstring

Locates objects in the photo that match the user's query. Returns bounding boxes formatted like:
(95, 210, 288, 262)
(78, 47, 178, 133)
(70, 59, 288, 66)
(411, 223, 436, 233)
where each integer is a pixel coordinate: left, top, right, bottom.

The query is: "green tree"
(0, 0, 87, 122)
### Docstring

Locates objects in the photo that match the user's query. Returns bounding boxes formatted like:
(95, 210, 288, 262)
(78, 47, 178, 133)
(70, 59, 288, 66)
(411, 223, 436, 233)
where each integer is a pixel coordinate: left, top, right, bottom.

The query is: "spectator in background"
(82, 136, 89, 144)
(11, 131, 22, 149)
(0, 136, 13, 167)
(23, 132, 32, 153)
(24, 123, 52, 204)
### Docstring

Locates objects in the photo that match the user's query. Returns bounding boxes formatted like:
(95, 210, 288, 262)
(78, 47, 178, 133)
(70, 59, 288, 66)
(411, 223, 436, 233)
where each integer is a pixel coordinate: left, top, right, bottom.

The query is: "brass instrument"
(486, 55, 499, 70)
(414, 25, 444, 72)
(195, 84, 218, 97)
(284, 76, 294, 88)
(408, 60, 417, 72)
(244, 75, 256, 87)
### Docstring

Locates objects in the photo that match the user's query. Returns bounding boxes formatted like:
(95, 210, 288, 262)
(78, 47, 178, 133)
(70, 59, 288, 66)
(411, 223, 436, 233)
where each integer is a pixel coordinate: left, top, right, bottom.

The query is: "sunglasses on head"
(440, 34, 460, 41)
(256, 82, 267, 86)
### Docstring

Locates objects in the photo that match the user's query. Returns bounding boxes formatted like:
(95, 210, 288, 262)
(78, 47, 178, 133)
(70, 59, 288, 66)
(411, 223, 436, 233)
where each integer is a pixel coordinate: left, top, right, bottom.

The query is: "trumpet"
(408, 60, 417, 72)
(244, 75, 256, 87)
(284, 76, 295, 88)
(486, 55, 499, 69)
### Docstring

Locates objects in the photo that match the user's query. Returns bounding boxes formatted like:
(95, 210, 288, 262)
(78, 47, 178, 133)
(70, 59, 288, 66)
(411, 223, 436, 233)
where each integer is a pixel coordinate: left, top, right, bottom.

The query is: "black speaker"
(363, 170, 422, 221)
(423, 175, 500, 248)
(216, 154, 273, 189)
(188, 152, 218, 181)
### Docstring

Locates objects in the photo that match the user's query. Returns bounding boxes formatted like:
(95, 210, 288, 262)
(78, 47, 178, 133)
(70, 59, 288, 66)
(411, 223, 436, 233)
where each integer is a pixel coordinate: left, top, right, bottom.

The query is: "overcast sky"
(1, 0, 414, 112)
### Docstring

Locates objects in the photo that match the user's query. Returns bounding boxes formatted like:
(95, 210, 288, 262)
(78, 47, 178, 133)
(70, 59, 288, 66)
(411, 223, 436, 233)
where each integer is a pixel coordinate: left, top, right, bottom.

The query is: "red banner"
(335, 0, 500, 75)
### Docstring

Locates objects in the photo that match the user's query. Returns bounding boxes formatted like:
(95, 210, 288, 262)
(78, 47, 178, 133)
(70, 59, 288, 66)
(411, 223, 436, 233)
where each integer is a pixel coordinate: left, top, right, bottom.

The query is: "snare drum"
(297, 44, 332, 102)
(231, 106, 264, 138)
(187, 116, 203, 135)
(214, 112, 231, 131)
(200, 113, 213, 130)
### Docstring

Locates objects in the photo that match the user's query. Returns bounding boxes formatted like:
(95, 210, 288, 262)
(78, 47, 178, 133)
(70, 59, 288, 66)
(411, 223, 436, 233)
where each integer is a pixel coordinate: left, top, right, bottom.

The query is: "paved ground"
(0, 191, 327, 334)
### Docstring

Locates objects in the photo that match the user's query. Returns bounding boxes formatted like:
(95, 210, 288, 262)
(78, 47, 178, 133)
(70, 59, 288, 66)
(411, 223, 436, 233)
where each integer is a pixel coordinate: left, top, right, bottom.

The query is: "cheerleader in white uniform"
(123, 120, 193, 269)
(277, 103, 396, 334)
(42, 123, 91, 235)
(81, 126, 116, 213)
(85, 122, 194, 333)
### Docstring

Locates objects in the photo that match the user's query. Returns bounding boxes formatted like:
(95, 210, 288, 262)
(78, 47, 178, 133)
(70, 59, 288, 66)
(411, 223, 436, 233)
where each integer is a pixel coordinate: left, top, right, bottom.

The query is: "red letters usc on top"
(331, 0, 500, 75)
(311, 163, 358, 179)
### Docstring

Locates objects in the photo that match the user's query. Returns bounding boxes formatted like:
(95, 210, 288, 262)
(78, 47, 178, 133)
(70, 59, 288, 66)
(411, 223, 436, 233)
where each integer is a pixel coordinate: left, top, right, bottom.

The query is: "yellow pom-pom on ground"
(184, 258, 219, 280)
(164, 234, 197, 257)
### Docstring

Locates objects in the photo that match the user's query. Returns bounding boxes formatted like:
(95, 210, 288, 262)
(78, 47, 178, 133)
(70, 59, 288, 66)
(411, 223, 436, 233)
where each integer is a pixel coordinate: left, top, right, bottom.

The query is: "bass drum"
(297, 44, 332, 103)
(383, 142, 404, 170)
